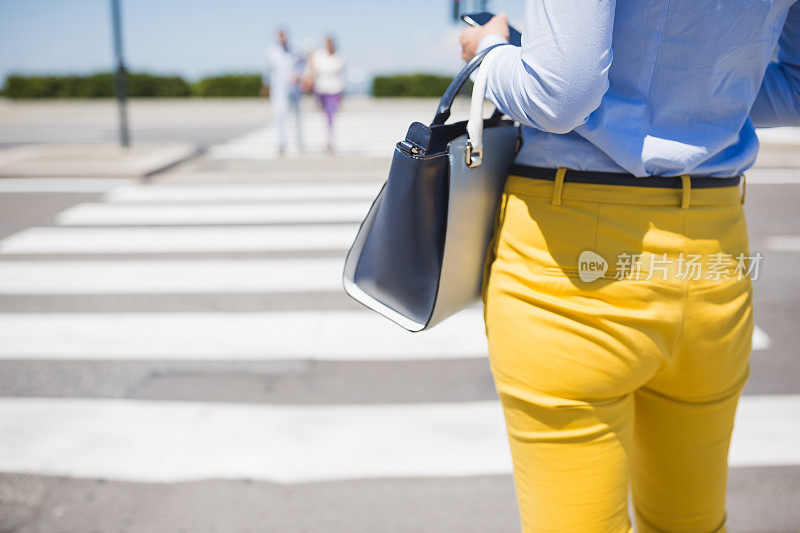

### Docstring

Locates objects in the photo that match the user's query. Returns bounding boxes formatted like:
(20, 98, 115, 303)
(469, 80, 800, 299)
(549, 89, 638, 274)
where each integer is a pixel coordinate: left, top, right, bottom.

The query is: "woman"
(459, 3, 798, 532)
(305, 36, 346, 153)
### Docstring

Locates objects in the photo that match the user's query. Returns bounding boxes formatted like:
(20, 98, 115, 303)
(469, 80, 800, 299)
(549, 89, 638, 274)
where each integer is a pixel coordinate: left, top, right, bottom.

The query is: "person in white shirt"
(305, 36, 346, 153)
(263, 29, 304, 156)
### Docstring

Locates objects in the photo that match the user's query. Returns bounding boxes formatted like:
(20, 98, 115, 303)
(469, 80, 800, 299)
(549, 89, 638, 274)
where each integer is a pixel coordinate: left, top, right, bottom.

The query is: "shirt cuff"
(476, 34, 510, 54)
(469, 34, 510, 83)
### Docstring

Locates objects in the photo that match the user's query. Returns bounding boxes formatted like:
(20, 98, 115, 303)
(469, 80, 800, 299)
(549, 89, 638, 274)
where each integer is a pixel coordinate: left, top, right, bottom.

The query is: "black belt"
(510, 164, 741, 188)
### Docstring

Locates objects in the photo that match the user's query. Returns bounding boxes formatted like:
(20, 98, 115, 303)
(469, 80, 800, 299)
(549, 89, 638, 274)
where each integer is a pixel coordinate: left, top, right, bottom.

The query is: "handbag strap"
(431, 43, 510, 126)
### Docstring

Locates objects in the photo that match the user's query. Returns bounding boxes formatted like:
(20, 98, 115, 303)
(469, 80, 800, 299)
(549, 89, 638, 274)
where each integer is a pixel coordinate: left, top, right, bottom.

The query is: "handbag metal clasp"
(465, 142, 483, 168)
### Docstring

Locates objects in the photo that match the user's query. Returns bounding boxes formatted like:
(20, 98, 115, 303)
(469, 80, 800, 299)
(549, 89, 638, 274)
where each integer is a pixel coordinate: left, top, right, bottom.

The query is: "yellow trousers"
(482, 173, 753, 533)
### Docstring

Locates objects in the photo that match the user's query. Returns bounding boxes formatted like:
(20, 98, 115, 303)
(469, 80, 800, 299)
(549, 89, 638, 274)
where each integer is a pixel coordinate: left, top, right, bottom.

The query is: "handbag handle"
(431, 43, 509, 126)
(464, 45, 507, 168)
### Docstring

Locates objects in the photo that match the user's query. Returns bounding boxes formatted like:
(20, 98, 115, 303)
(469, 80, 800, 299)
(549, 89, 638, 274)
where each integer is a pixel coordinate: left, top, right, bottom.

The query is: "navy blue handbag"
(342, 44, 520, 331)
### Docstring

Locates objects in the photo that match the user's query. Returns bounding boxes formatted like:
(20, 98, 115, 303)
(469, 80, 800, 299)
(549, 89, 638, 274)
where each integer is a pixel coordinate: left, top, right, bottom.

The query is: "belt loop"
(680, 174, 691, 209)
(552, 167, 567, 206)
(740, 173, 746, 205)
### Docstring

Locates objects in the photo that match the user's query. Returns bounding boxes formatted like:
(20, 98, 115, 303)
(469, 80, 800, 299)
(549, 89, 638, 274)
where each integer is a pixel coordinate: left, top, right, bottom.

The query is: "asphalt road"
(0, 100, 798, 532)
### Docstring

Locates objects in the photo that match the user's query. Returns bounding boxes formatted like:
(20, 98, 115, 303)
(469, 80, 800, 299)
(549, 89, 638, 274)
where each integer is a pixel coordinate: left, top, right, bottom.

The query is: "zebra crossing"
(0, 173, 795, 499)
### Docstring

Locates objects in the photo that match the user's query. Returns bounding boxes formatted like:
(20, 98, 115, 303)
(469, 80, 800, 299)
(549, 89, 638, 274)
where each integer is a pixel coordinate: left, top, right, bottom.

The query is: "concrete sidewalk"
(0, 142, 200, 178)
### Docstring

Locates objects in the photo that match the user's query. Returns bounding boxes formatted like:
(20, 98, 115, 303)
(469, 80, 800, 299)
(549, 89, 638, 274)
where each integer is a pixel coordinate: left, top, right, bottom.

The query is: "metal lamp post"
(110, 0, 130, 147)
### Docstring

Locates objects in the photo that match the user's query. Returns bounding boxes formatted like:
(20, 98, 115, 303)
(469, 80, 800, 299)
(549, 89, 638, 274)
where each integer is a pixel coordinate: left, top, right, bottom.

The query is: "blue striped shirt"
(478, 0, 800, 177)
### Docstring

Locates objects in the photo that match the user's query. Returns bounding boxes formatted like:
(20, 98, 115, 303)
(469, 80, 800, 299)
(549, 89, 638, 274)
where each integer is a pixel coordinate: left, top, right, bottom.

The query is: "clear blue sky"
(0, 0, 524, 86)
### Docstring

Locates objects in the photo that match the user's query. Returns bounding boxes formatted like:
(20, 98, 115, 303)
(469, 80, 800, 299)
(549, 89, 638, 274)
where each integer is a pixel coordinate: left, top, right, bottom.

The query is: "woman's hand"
(301, 75, 314, 93)
(459, 13, 510, 61)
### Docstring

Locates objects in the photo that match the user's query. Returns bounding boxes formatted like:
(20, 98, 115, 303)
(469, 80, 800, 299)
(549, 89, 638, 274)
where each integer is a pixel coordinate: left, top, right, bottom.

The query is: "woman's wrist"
(477, 34, 510, 54)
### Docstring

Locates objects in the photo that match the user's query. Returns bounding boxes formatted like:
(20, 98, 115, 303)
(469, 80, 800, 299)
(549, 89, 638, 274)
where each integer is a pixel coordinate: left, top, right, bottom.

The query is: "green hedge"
(372, 73, 470, 97)
(2, 73, 190, 98)
(191, 74, 263, 97)
(128, 73, 190, 97)
(3, 72, 468, 98)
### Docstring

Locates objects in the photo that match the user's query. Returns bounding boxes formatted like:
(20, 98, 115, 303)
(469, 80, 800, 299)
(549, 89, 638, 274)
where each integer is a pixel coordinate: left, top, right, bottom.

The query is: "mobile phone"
(461, 12, 522, 47)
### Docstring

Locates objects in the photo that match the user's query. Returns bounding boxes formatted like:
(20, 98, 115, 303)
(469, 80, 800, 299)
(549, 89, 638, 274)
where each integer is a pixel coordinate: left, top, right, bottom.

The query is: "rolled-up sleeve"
(477, 0, 615, 134)
(749, 1, 800, 127)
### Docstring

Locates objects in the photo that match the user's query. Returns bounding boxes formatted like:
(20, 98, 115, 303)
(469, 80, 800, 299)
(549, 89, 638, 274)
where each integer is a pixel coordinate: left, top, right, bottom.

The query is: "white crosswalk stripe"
(0, 395, 797, 483)
(106, 182, 382, 203)
(743, 168, 800, 184)
(0, 165, 782, 491)
(0, 309, 488, 360)
(0, 311, 771, 359)
(0, 225, 357, 254)
(0, 177, 133, 193)
(0, 258, 345, 294)
(56, 201, 370, 225)
(766, 235, 800, 252)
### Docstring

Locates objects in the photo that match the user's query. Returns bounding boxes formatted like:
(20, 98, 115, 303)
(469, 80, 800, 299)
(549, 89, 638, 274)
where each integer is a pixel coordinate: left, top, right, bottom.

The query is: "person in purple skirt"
(305, 36, 346, 153)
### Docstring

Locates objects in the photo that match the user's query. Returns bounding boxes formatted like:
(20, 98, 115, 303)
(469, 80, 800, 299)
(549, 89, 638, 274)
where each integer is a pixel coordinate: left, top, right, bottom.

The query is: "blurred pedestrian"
(264, 28, 304, 156)
(305, 36, 346, 153)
